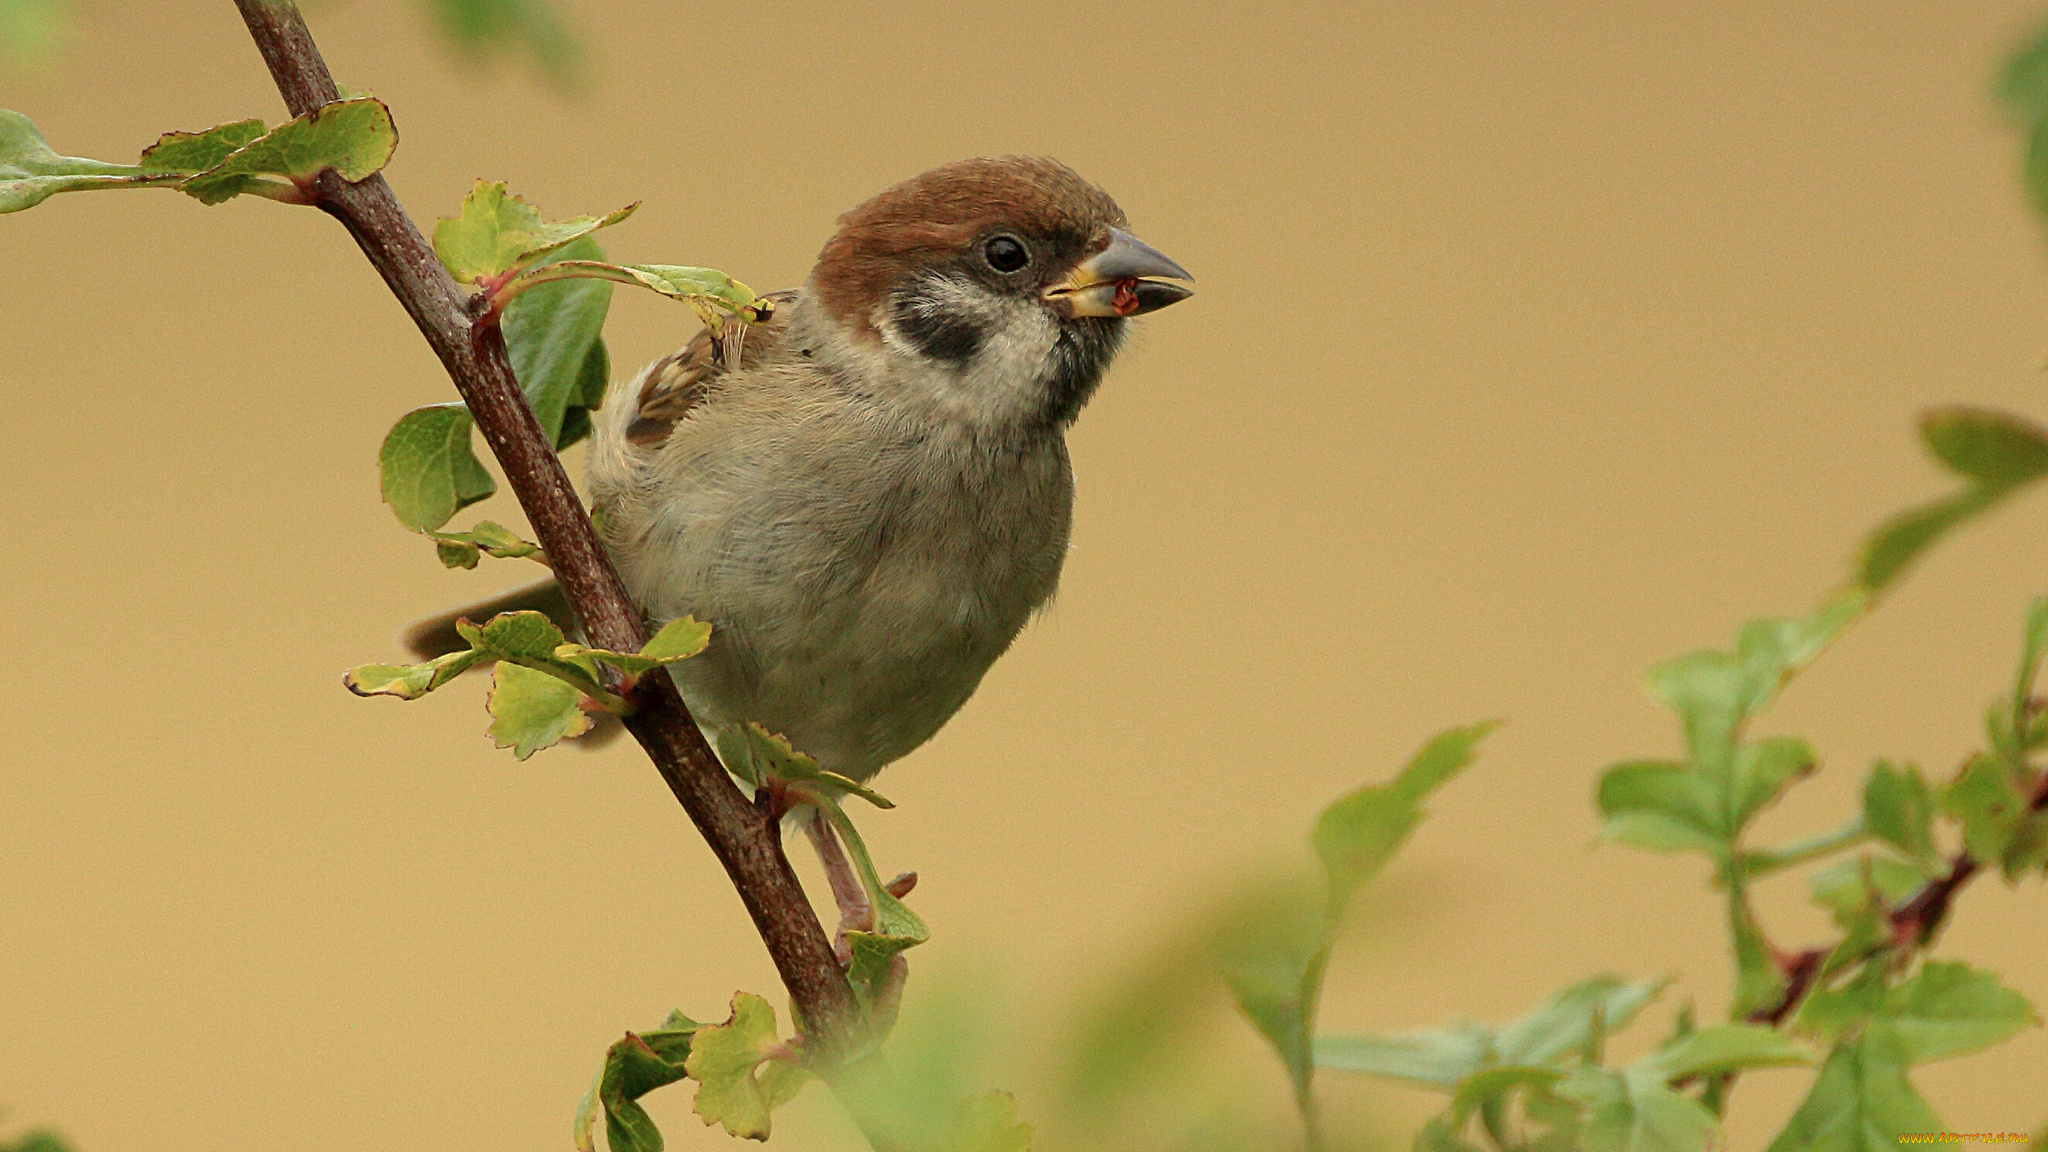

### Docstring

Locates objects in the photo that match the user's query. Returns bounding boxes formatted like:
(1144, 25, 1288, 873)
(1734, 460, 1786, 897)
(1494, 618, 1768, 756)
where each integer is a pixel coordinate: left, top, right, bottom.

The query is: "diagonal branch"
(229, 0, 860, 1054)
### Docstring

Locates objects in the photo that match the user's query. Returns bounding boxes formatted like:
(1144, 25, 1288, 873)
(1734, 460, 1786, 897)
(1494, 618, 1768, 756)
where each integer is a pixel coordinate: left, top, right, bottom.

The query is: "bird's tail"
(400, 576, 578, 660)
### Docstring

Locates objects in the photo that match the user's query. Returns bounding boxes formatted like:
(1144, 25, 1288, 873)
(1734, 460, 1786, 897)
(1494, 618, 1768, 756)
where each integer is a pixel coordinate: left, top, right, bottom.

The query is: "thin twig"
(229, 0, 861, 1056)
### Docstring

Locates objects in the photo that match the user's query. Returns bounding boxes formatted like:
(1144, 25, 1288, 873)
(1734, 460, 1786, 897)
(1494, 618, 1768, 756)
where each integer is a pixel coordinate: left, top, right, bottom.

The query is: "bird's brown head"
(809, 156, 1191, 428)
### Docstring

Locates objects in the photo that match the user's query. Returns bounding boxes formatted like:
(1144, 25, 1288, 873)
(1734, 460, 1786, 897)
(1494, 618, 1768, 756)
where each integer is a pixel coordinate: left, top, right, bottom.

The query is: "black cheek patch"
(891, 281, 988, 364)
(1038, 318, 1127, 428)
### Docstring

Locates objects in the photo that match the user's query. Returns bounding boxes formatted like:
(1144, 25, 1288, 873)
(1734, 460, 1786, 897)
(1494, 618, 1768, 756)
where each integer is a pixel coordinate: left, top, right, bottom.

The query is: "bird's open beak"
(1044, 228, 1194, 318)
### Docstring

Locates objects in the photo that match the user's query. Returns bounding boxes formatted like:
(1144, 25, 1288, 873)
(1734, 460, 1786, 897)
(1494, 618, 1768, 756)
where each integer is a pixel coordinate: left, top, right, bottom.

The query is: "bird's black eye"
(983, 235, 1029, 273)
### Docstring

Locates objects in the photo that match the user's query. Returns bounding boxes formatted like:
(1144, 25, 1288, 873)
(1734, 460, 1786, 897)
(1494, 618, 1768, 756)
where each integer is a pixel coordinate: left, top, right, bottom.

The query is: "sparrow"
(409, 156, 1191, 783)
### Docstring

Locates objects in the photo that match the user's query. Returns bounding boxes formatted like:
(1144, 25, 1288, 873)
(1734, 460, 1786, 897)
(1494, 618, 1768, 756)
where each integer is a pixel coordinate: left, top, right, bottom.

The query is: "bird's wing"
(624, 287, 802, 447)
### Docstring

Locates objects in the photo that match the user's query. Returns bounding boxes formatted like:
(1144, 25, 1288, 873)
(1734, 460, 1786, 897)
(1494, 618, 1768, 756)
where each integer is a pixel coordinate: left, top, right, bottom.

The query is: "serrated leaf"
(511, 259, 767, 323)
(1649, 592, 1864, 776)
(1557, 1066, 1719, 1152)
(725, 721, 893, 808)
(433, 179, 634, 286)
(434, 180, 541, 282)
(1, 107, 178, 212)
(560, 616, 714, 679)
(1941, 753, 2029, 864)
(426, 519, 542, 569)
(1870, 960, 2040, 1065)
(1809, 853, 1927, 930)
(1765, 1039, 1941, 1152)
(487, 660, 591, 758)
(683, 992, 811, 1141)
(1732, 736, 1817, 827)
(1596, 761, 1726, 855)
(574, 1012, 700, 1152)
(947, 1090, 1031, 1152)
(844, 928, 919, 1015)
(1864, 761, 1937, 866)
(343, 647, 484, 699)
(138, 119, 266, 173)
(379, 402, 495, 531)
(1314, 722, 1495, 914)
(1314, 1026, 1490, 1087)
(458, 610, 612, 704)
(1640, 1023, 1812, 1081)
(181, 97, 397, 205)
(504, 235, 615, 447)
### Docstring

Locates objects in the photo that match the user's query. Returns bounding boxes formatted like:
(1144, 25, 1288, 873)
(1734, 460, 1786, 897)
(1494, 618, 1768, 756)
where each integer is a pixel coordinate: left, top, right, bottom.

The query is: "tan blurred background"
(5, 2, 2048, 1148)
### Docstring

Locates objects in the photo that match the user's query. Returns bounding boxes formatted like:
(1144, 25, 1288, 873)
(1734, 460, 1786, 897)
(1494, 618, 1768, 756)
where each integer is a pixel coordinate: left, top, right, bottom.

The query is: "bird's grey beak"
(1044, 228, 1194, 318)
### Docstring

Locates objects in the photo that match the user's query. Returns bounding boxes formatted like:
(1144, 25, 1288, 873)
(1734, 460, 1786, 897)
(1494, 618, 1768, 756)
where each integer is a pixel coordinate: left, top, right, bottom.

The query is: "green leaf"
(1596, 761, 1727, 856)
(487, 660, 591, 758)
(1921, 407, 2048, 485)
(181, 97, 397, 205)
(1557, 1066, 1719, 1152)
(1649, 591, 1864, 775)
(425, 519, 542, 568)
(1863, 761, 1938, 866)
(1493, 975, 1668, 1067)
(1413, 1114, 1488, 1152)
(1809, 854, 1928, 930)
(1313, 1026, 1490, 1087)
(343, 647, 485, 699)
(682, 992, 811, 1141)
(1209, 884, 1327, 1104)
(503, 235, 615, 448)
(1317, 976, 1665, 1092)
(1870, 960, 2040, 1065)
(428, 0, 584, 88)
(1238, 722, 1490, 1119)
(573, 1011, 700, 1152)
(1765, 1039, 1941, 1152)
(138, 119, 266, 173)
(0, 1131, 73, 1152)
(432, 179, 634, 285)
(379, 402, 496, 531)
(1996, 17, 2048, 123)
(1732, 736, 1817, 827)
(1992, 596, 2048, 762)
(1314, 721, 1495, 914)
(1858, 409, 2048, 592)
(721, 721, 893, 809)
(457, 610, 614, 705)
(946, 1090, 1031, 1152)
(1639, 1023, 1812, 1081)
(1, 107, 178, 212)
(509, 259, 768, 325)
(1447, 1065, 1563, 1127)
(560, 616, 714, 679)
(1941, 753, 2029, 864)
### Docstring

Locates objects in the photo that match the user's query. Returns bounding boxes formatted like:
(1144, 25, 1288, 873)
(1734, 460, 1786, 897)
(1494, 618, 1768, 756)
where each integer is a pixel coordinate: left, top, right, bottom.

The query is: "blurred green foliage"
(0, 0, 581, 85)
(9, 5, 2048, 1152)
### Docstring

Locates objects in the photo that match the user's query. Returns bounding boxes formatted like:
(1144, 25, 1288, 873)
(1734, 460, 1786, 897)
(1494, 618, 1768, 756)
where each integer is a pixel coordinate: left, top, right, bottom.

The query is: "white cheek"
(878, 281, 1060, 429)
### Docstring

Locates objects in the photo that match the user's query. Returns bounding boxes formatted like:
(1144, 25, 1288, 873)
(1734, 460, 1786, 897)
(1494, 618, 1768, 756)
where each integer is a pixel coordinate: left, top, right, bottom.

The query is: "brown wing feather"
(625, 288, 801, 446)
